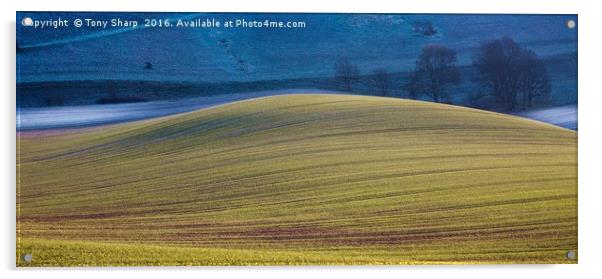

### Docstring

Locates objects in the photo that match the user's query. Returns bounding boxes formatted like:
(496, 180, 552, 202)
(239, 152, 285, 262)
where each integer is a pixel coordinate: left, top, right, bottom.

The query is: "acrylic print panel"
(16, 12, 577, 266)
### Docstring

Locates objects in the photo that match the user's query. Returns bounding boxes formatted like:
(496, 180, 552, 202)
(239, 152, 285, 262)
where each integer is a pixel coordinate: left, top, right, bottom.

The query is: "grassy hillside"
(16, 94, 577, 266)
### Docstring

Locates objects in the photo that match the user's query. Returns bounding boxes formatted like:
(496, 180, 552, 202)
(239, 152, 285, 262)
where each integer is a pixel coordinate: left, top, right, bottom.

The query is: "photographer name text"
(22, 17, 307, 29)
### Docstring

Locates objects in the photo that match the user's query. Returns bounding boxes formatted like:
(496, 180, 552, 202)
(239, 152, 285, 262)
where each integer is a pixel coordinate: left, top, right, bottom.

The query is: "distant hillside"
(17, 53, 577, 109)
(17, 13, 576, 83)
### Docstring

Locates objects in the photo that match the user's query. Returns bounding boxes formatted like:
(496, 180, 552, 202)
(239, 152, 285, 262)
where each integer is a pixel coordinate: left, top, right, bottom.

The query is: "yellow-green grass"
(17, 94, 577, 266)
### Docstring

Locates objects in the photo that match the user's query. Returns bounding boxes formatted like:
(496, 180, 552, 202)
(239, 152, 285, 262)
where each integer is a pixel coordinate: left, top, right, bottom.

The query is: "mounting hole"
(21, 17, 33, 27)
(567, 19, 576, 29)
(22, 253, 33, 263)
(566, 250, 576, 260)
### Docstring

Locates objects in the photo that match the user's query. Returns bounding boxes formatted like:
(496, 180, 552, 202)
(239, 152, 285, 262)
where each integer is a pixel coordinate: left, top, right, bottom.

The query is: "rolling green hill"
(17, 94, 577, 266)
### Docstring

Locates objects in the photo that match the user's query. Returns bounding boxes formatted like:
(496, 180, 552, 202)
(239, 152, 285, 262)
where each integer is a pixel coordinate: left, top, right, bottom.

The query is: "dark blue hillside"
(16, 12, 577, 127)
(17, 13, 576, 83)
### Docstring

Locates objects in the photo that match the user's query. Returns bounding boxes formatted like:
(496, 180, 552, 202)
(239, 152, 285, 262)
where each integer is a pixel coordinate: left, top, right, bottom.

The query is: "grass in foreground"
(17, 94, 577, 266)
(17, 238, 575, 266)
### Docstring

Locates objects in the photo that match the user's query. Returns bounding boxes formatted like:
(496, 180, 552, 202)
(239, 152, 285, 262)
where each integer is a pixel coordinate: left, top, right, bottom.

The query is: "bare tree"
(334, 58, 360, 92)
(473, 37, 550, 111)
(404, 71, 422, 100)
(520, 50, 550, 109)
(406, 44, 460, 102)
(473, 37, 523, 110)
(372, 69, 390, 96)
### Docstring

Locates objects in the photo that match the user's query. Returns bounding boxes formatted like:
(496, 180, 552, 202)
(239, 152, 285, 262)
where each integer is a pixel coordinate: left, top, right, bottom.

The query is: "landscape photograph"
(16, 12, 577, 266)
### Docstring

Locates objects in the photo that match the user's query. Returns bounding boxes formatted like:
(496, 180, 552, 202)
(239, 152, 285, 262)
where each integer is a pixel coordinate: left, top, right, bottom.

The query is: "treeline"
(334, 37, 550, 111)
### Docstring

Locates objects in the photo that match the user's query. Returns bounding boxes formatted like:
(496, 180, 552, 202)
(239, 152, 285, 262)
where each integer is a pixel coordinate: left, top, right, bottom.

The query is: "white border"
(3, 1, 601, 278)
(3, 0, 582, 13)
